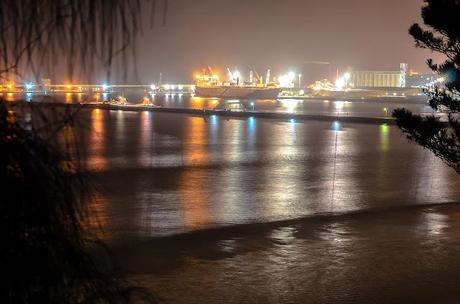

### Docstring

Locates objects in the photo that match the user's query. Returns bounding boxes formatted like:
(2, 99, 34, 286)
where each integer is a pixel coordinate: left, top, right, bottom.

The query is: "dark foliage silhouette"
(0, 0, 169, 303)
(393, 0, 460, 174)
(0, 101, 156, 303)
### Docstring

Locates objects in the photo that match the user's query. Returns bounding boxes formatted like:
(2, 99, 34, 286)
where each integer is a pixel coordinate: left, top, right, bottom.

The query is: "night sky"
(123, 0, 437, 83)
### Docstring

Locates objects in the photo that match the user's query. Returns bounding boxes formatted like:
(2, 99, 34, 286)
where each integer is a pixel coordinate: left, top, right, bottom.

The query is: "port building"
(350, 63, 407, 88)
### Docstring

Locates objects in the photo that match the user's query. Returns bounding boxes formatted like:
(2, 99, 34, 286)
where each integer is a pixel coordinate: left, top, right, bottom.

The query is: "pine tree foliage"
(394, 0, 460, 173)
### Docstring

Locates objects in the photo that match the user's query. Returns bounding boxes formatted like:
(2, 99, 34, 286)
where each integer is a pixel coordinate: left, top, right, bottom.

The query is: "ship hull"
(195, 86, 280, 99)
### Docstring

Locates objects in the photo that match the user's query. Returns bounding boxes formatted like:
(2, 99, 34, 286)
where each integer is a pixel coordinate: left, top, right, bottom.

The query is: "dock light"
(164, 84, 170, 90)
(6, 82, 14, 90)
(290, 118, 296, 124)
(25, 83, 34, 91)
(344, 72, 351, 80)
(102, 83, 110, 91)
(178, 85, 183, 90)
(332, 121, 342, 131)
(150, 84, 156, 91)
(335, 77, 345, 90)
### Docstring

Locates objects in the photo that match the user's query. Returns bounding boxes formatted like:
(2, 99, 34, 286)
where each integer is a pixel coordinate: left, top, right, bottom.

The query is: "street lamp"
(250, 101, 255, 111)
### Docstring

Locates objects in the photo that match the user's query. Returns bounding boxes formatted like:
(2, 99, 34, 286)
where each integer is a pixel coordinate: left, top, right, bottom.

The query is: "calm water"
(73, 108, 460, 303)
(79, 109, 460, 239)
(19, 92, 460, 303)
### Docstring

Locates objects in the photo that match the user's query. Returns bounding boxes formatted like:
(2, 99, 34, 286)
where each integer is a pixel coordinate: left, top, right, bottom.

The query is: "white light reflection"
(280, 99, 300, 113)
(262, 121, 301, 218)
(325, 122, 361, 213)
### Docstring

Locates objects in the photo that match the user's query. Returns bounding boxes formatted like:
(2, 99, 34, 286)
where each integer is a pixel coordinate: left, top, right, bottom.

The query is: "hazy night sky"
(122, 0, 438, 83)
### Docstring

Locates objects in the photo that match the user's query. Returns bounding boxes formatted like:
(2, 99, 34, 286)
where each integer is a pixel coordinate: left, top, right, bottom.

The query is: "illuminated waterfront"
(8, 91, 433, 118)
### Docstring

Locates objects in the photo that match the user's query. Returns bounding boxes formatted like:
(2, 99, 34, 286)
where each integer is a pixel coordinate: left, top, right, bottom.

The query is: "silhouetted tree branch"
(0, 0, 168, 81)
(394, 0, 460, 174)
(0, 1, 171, 303)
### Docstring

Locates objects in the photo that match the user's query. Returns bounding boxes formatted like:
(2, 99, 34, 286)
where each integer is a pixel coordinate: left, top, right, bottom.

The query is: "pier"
(35, 100, 397, 126)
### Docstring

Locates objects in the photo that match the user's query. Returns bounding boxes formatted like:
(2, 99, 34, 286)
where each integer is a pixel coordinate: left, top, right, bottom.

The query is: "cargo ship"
(194, 69, 281, 100)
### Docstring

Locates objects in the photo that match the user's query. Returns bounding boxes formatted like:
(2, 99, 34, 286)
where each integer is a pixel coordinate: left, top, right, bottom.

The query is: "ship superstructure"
(194, 68, 281, 100)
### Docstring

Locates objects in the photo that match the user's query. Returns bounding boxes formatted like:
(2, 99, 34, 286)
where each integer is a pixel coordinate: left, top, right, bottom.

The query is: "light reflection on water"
(77, 109, 460, 239)
(67, 108, 460, 303)
(87, 109, 107, 171)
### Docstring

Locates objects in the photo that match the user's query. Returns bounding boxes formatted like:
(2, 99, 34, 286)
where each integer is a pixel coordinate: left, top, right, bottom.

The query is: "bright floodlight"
(335, 77, 345, 90)
(102, 83, 110, 91)
(344, 72, 351, 80)
(150, 84, 156, 90)
(278, 74, 294, 88)
(233, 70, 241, 79)
(288, 72, 295, 79)
(25, 83, 34, 90)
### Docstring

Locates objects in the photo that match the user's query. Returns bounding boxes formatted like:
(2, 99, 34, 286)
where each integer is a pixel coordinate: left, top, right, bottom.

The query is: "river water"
(18, 93, 460, 302)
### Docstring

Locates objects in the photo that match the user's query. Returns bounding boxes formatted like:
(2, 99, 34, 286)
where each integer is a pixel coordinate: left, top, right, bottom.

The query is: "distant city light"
(332, 121, 342, 131)
(24, 83, 34, 91)
(335, 72, 352, 90)
(335, 77, 346, 90)
(102, 83, 110, 91)
(233, 70, 241, 82)
(278, 72, 296, 88)
(150, 84, 156, 90)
